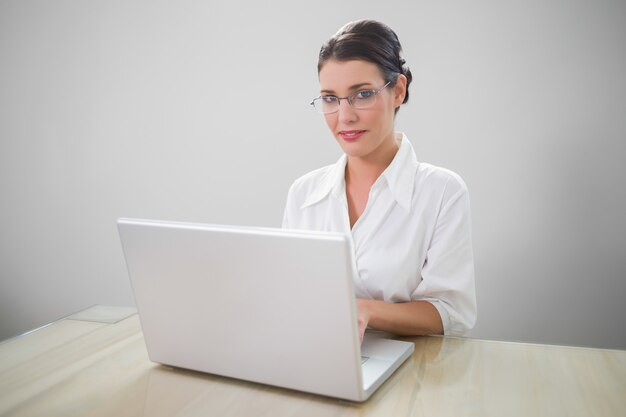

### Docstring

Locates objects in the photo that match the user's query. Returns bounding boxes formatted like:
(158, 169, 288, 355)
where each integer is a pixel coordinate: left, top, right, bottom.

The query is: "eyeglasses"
(310, 81, 391, 114)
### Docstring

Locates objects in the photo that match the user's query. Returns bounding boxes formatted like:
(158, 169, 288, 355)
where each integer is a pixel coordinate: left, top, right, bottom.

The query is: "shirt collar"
(381, 132, 419, 211)
(300, 132, 418, 210)
(300, 154, 347, 209)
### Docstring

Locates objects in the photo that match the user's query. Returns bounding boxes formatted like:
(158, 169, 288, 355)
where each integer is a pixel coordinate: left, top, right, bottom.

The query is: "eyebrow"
(320, 82, 373, 95)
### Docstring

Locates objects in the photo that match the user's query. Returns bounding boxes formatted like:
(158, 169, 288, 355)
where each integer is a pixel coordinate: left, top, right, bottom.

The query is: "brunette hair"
(317, 20, 413, 111)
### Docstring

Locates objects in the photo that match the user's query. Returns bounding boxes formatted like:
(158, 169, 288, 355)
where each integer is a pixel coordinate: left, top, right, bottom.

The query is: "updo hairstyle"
(317, 20, 413, 112)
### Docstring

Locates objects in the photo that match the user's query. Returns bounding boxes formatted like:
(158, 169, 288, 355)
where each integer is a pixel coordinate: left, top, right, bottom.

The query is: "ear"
(393, 74, 407, 107)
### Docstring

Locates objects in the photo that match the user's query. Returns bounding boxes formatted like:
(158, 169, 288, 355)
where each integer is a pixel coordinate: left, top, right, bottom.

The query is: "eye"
(321, 96, 338, 104)
(354, 90, 375, 100)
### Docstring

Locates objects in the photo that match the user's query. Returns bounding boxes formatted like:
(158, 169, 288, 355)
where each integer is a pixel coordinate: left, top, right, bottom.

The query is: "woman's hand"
(356, 299, 373, 343)
(354, 298, 444, 340)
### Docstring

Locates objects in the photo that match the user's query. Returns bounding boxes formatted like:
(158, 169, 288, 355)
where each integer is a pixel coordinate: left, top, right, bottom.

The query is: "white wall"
(1, 0, 625, 349)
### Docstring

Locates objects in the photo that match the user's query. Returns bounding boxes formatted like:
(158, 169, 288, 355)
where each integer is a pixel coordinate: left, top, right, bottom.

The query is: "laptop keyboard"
(361, 356, 369, 364)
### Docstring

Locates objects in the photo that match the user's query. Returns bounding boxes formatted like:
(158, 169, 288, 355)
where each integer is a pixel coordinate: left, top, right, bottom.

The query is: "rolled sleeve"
(412, 175, 477, 336)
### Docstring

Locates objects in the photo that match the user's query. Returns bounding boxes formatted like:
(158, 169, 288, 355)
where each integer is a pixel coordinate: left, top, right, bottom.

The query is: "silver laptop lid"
(118, 218, 364, 400)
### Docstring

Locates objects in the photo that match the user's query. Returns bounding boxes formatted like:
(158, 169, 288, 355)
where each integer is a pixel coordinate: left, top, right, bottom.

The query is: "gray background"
(1, 0, 625, 349)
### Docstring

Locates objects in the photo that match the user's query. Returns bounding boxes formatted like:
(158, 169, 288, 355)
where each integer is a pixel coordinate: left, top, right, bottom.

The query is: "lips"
(339, 130, 366, 141)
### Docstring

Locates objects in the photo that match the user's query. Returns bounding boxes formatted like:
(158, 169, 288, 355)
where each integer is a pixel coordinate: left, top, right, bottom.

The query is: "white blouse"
(282, 132, 476, 336)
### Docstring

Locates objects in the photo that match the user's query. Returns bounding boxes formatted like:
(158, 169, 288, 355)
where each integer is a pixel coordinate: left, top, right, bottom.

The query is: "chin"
(337, 143, 371, 159)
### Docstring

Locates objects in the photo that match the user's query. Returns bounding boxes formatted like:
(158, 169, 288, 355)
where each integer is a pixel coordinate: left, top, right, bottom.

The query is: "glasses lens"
(351, 90, 377, 109)
(313, 97, 338, 113)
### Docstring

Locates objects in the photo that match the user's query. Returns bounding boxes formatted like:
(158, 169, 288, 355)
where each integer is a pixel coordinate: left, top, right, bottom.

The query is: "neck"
(346, 133, 400, 187)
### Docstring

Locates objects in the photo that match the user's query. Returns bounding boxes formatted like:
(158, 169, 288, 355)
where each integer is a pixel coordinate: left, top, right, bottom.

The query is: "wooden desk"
(1, 306, 625, 417)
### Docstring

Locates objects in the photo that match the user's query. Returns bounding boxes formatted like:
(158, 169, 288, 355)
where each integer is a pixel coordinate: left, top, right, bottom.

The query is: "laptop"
(117, 217, 414, 402)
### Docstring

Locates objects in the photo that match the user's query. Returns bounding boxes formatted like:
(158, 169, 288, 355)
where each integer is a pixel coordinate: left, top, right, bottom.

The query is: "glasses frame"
(309, 81, 392, 114)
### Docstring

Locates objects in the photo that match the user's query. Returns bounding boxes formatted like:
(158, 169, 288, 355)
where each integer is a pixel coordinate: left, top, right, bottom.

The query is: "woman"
(283, 20, 476, 340)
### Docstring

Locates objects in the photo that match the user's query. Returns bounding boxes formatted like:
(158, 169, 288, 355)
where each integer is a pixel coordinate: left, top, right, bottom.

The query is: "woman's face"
(318, 59, 406, 160)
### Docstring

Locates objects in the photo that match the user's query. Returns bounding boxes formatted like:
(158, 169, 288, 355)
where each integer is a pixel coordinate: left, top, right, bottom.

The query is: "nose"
(337, 98, 358, 124)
